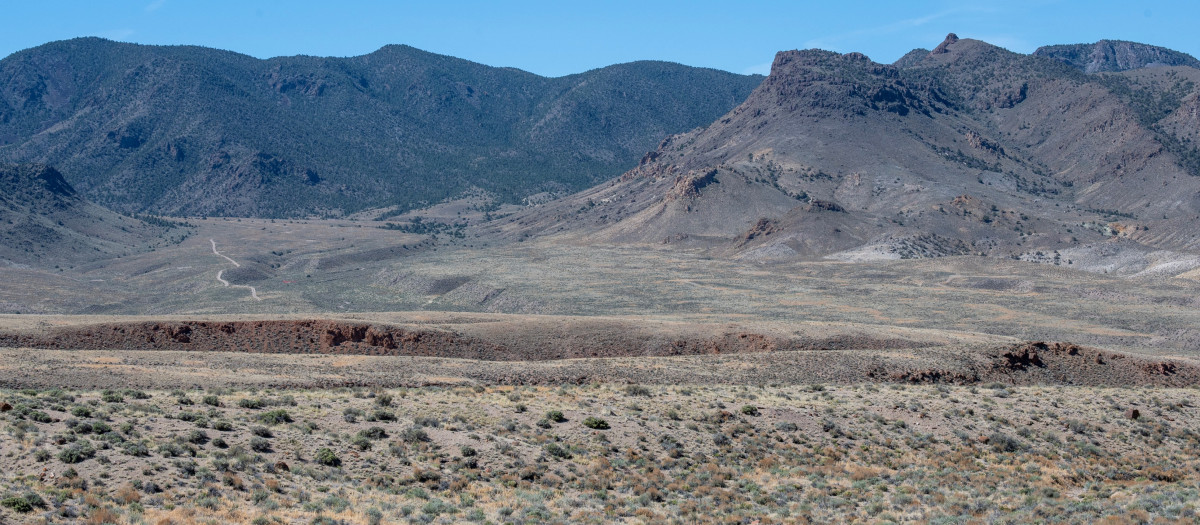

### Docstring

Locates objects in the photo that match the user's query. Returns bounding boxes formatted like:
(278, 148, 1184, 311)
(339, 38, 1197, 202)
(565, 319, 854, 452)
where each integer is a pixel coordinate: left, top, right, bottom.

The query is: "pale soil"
(4, 218, 1200, 360)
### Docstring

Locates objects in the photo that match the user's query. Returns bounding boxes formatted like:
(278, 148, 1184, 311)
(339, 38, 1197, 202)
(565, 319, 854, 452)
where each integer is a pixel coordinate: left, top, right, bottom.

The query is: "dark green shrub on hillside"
(259, 410, 292, 425)
(583, 417, 610, 430)
(315, 448, 340, 466)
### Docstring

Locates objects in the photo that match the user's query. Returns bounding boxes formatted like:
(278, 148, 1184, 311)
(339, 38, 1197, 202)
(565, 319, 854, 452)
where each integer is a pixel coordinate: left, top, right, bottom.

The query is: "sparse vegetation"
(1, 384, 1198, 524)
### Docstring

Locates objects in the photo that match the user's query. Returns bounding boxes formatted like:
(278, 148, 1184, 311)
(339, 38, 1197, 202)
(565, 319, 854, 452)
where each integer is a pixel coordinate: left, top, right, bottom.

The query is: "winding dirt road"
(210, 239, 261, 301)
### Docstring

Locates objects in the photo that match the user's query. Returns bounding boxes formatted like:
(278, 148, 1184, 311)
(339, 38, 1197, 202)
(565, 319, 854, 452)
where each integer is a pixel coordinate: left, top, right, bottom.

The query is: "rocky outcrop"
(3, 320, 1197, 387)
(965, 130, 1005, 155)
(0, 319, 929, 361)
(667, 169, 719, 200)
(868, 341, 1200, 387)
(737, 218, 781, 246)
(931, 33, 959, 55)
(1034, 40, 1200, 73)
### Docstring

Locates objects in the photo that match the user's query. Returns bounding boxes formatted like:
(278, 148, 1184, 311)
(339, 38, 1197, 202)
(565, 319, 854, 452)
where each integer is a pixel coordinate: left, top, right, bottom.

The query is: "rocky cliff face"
(1034, 40, 1200, 73)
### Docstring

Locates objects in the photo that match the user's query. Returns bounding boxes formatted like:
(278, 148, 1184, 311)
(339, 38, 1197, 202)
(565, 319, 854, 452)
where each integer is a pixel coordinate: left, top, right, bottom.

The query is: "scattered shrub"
(122, 441, 150, 457)
(402, 427, 430, 443)
(250, 437, 273, 453)
(583, 417, 610, 430)
(1, 495, 35, 513)
(546, 410, 566, 423)
(624, 385, 652, 397)
(359, 427, 388, 440)
(239, 398, 265, 409)
(259, 410, 292, 425)
(351, 435, 372, 451)
(315, 448, 340, 466)
(58, 443, 96, 464)
(100, 390, 124, 403)
(366, 507, 384, 525)
(989, 432, 1027, 453)
(372, 410, 398, 422)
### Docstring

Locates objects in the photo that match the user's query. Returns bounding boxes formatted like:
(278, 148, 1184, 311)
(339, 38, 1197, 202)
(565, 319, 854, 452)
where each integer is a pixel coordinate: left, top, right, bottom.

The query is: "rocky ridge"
(489, 34, 1200, 264)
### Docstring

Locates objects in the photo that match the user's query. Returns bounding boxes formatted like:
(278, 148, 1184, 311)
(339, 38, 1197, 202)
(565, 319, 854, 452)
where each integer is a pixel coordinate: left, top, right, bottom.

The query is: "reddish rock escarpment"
(0, 319, 926, 361)
(2, 322, 1198, 387)
(1, 321, 494, 358)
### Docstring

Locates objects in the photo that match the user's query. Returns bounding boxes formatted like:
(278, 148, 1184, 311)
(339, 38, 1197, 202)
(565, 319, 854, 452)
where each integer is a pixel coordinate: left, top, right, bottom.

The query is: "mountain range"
(4, 35, 1200, 266)
(494, 34, 1200, 262)
(0, 38, 761, 217)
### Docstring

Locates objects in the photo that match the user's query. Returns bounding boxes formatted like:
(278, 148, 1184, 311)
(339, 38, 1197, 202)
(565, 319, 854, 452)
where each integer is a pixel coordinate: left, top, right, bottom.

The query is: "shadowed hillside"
(0, 38, 761, 217)
(0, 163, 179, 267)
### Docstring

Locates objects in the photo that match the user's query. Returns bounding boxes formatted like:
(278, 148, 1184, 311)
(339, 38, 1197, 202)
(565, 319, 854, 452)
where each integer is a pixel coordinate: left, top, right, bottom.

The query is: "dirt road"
(210, 239, 261, 300)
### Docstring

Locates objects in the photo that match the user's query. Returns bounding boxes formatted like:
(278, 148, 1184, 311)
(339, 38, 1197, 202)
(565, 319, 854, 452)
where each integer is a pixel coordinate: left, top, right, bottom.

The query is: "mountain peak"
(931, 33, 960, 55)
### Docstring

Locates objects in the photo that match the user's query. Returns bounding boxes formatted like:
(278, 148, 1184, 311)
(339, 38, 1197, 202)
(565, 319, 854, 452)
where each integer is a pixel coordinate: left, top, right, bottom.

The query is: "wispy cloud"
(803, 7, 992, 52)
(145, 0, 166, 13)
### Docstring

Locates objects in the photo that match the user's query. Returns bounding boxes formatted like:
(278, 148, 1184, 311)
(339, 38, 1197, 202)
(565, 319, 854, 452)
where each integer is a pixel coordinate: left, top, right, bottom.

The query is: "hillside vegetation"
(0, 163, 179, 268)
(0, 39, 761, 217)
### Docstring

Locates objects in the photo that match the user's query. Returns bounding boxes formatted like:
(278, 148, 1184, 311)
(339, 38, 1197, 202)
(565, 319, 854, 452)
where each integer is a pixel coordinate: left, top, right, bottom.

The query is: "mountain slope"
(0, 163, 174, 267)
(493, 35, 1200, 262)
(0, 38, 762, 217)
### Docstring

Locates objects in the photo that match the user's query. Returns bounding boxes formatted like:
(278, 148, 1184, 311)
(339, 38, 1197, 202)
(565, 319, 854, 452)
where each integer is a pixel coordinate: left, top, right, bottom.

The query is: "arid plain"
(5, 33, 1200, 524)
(3, 217, 1200, 523)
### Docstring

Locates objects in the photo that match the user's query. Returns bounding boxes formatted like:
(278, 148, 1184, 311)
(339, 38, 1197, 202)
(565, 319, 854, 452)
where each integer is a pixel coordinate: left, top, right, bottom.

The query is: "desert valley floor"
(2, 216, 1200, 524)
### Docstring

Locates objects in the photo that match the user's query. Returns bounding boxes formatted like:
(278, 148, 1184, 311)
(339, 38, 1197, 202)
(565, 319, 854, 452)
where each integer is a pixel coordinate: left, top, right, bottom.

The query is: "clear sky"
(2, 0, 1197, 77)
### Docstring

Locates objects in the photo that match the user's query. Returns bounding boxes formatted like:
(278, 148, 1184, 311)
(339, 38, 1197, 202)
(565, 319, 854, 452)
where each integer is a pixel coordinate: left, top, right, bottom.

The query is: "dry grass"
(1, 383, 1198, 523)
(3, 217, 1200, 360)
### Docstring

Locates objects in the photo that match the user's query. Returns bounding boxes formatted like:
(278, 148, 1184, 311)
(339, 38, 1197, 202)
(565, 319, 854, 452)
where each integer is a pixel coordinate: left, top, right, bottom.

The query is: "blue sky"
(2, 1, 1197, 77)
